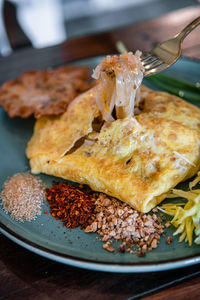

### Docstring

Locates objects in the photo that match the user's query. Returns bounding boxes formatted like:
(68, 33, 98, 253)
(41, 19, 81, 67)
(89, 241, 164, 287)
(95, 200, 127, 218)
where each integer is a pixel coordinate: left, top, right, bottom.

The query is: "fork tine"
(143, 57, 160, 67)
(152, 63, 168, 73)
(144, 62, 167, 76)
(141, 54, 156, 62)
(145, 60, 163, 70)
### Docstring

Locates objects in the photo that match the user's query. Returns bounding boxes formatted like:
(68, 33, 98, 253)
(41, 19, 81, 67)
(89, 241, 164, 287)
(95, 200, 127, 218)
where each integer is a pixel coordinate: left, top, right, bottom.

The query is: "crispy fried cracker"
(0, 65, 91, 118)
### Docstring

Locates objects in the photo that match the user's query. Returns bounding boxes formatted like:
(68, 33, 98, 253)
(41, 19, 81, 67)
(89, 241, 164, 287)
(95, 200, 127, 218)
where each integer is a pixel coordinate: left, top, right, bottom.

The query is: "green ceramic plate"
(0, 56, 200, 273)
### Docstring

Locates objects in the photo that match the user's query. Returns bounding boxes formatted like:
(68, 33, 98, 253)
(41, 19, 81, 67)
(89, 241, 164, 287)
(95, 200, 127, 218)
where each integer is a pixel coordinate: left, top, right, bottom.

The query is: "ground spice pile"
(0, 173, 45, 222)
(46, 182, 95, 228)
(85, 193, 164, 256)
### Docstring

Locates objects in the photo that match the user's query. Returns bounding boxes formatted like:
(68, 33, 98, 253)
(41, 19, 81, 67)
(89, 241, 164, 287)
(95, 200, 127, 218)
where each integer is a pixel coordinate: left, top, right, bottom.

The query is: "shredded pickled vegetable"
(189, 171, 200, 190)
(160, 173, 200, 246)
(92, 52, 144, 121)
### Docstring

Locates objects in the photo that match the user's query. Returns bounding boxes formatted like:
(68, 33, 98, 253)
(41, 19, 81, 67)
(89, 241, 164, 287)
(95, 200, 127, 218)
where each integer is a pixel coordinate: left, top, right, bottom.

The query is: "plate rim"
(1, 221, 200, 273)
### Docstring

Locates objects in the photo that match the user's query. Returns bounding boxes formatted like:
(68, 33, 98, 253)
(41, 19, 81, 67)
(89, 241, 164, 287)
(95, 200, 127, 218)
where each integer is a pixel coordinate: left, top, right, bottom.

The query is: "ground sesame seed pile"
(0, 173, 46, 222)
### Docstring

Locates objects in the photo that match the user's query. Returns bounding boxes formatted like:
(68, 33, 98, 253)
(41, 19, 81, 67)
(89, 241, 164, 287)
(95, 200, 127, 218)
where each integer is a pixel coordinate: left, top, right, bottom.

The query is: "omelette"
(26, 53, 200, 213)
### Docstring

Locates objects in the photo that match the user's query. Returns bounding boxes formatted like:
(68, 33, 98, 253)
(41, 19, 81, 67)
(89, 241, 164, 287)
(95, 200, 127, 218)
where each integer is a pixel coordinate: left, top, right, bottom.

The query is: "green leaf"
(149, 73, 200, 93)
(146, 75, 200, 103)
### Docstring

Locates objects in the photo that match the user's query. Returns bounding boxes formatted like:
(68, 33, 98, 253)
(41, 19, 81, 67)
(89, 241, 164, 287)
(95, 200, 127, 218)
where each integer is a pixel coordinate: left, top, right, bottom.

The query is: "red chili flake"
(166, 236, 173, 244)
(46, 182, 95, 229)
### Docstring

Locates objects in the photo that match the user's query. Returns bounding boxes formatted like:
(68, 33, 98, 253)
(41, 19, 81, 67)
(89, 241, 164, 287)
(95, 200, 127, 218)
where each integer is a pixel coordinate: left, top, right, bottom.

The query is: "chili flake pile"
(46, 182, 95, 228)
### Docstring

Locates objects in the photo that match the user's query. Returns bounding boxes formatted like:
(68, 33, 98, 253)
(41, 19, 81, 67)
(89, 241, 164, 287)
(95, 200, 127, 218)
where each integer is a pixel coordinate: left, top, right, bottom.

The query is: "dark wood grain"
(0, 6, 200, 300)
(51, 6, 200, 62)
(142, 277, 200, 300)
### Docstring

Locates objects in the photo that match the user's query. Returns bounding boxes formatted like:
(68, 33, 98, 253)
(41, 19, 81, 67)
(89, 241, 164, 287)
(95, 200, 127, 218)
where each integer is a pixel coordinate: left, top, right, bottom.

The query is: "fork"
(141, 16, 200, 76)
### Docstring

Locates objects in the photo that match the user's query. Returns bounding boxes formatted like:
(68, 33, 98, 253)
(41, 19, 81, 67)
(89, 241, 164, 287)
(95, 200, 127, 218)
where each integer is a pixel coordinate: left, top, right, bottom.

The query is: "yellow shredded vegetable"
(160, 172, 200, 246)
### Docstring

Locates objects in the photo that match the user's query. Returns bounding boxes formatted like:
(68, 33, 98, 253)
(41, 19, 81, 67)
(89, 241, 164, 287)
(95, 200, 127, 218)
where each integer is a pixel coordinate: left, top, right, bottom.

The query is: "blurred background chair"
(0, 0, 199, 55)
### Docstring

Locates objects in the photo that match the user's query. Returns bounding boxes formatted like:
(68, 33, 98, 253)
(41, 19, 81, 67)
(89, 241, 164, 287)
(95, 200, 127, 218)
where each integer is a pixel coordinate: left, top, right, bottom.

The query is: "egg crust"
(26, 85, 200, 212)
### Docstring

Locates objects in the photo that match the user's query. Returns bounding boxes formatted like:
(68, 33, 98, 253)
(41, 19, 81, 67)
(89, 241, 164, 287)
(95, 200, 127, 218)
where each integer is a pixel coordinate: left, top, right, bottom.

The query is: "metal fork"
(141, 16, 200, 76)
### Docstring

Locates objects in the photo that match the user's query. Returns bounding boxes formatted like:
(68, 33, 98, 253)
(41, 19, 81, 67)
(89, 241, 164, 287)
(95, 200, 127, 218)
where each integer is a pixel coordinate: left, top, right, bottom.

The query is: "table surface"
(1, 6, 200, 300)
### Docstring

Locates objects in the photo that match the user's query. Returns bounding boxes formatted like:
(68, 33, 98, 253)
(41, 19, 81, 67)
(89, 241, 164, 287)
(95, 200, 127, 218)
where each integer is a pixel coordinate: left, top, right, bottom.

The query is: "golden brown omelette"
(26, 84, 200, 212)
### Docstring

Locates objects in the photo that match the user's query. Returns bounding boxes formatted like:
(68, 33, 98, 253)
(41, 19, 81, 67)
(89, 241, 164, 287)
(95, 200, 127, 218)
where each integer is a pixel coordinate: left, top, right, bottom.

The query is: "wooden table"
(1, 6, 200, 300)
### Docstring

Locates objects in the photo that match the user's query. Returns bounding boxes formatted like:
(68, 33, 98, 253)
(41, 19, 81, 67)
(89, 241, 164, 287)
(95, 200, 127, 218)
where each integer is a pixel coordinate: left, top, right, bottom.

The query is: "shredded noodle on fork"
(92, 51, 144, 121)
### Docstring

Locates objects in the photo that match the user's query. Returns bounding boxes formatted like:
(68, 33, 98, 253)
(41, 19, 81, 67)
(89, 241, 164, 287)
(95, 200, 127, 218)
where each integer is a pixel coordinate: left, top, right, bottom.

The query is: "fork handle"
(177, 16, 200, 41)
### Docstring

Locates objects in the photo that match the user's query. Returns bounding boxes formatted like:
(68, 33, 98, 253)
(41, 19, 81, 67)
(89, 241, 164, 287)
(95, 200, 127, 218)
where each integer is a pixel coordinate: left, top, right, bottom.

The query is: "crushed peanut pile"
(85, 194, 164, 256)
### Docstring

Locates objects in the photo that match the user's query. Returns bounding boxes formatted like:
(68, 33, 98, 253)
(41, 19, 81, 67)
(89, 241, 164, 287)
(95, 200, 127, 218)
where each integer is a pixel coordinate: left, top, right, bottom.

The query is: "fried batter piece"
(0, 65, 91, 118)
